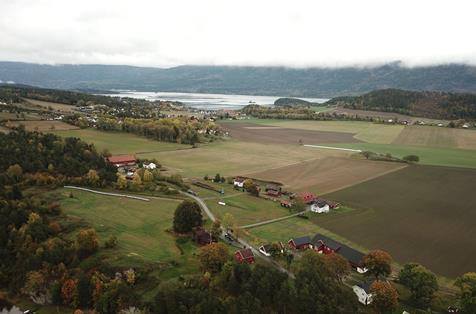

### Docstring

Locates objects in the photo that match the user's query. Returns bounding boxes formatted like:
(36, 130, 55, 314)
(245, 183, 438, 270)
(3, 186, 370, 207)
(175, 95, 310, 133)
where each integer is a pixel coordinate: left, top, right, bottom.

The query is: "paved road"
(181, 191, 294, 278)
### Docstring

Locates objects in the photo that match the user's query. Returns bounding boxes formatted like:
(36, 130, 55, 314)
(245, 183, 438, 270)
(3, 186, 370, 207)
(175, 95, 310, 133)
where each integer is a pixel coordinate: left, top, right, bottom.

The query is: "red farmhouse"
(312, 233, 342, 254)
(107, 155, 137, 167)
(288, 236, 312, 250)
(235, 248, 255, 264)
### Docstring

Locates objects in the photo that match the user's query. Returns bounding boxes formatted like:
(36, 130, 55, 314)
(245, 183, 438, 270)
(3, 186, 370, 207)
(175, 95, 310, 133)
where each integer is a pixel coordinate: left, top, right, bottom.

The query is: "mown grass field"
(51, 128, 190, 155)
(23, 98, 77, 113)
(393, 125, 476, 150)
(58, 188, 186, 261)
(205, 193, 290, 226)
(328, 142, 476, 169)
(319, 165, 476, 278)
(143, 140, 349, 177)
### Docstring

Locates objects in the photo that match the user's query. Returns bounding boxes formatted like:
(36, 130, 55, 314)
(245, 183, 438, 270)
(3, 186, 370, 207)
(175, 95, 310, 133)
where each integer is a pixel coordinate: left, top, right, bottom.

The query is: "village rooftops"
(312, 233, 342, 251)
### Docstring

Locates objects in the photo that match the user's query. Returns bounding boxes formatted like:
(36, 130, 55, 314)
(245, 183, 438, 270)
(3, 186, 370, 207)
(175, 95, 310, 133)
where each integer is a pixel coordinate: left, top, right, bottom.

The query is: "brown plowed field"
(320, 165, 476, 278)
(221, 122, 361, 145)
(246, 157, 406, 194)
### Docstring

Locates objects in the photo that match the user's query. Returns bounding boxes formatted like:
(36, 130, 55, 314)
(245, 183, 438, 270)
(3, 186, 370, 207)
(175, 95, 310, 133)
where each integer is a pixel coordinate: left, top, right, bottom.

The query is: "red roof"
(107, 155, 136, 164)
(237, 248, 254, 259)
(297, 192, 316, 203)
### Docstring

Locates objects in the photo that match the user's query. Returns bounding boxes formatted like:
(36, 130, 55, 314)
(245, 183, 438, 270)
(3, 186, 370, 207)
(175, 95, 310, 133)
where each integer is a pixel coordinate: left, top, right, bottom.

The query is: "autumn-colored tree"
(86, 169, 100, 187)
(455, 272, 476, 313)
(76, 228, 99, 259)
(143, 169, 153, 182)
(370, 280, 399, 313)
(61, 278, 78, 307)
(131, 173, 142, 190)
(116, 174, 128, 190)
(323, 253, 351, 281)
(222, 213, 235, 232)
(22, 271, 48, 303)
(6, 164, 23, 182)
(211, 219, 222, 239)
(199, 242, 229, 273)
(363, 250, 392, 279)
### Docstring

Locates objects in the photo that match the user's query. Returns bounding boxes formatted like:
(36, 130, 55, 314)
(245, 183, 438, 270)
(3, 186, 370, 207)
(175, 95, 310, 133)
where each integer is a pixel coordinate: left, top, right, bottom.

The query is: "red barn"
(107, 155, 137, 167)
(288, 236, 312, 250)
(235, 248, 255, 264)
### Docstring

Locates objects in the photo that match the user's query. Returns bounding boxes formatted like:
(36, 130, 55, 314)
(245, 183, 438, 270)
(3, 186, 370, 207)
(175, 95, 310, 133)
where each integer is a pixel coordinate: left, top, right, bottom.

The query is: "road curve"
(180, 191, 294, 278)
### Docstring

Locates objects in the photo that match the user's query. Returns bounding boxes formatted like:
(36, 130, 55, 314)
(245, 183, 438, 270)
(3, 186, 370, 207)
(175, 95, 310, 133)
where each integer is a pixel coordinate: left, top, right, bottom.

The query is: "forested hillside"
(327, 89, 476, 119)
(2, 62, 476, 97)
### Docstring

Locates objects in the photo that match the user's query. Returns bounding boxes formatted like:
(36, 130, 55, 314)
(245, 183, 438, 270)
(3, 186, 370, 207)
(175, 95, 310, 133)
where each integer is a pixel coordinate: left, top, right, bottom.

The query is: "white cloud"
(0, 0, 475, 68)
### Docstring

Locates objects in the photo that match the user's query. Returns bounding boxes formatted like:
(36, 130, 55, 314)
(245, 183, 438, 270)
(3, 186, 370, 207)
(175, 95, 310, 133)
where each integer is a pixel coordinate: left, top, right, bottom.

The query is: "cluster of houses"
(288, 233, 373, 305)
(233, 177, 339, 214)
(107, 154, 157, 179)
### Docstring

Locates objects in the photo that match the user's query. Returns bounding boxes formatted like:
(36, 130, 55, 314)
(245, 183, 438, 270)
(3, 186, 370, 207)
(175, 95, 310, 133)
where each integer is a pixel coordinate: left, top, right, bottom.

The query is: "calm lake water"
(107, 91, 328, 110)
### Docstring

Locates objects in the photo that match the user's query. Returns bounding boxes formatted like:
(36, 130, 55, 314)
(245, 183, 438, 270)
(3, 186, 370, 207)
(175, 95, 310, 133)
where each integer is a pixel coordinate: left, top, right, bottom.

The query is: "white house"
(233, 177, 245, 188)
(309, 199, 330, 213)
(463, 124, 469, 129)
(353, 283, 373, 305)
(144, 162, 157, 170)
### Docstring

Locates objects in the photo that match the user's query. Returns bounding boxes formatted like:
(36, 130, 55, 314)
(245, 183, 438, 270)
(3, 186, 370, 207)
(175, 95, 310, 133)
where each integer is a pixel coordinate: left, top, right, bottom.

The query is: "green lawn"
(51, 128, 190, 155)
(205, 193, 290, 226)
(58, 188, 190, 262)
(330, 142, 476, 169)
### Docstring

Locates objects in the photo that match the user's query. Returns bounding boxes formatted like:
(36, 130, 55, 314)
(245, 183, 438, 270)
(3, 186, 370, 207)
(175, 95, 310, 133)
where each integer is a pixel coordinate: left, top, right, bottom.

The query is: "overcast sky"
(0, 0, 475, 68)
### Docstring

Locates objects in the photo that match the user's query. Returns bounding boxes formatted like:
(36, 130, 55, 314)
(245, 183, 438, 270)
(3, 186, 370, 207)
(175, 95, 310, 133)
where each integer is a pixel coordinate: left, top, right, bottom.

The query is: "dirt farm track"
(221, 122, 361, 145)
(320, 165, 476, 278)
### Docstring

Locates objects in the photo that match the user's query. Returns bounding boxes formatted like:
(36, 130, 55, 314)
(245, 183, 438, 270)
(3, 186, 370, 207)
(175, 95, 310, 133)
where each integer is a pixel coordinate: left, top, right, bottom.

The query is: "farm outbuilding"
(235, 248, 255, 264)
(233, 177, 245, 188)
(193, 228, 215, 246)
(296, 192, 316, 204)
(311, 234, 342, 254)
(107, 155, 137, 167)
(288, 236, 312, 250)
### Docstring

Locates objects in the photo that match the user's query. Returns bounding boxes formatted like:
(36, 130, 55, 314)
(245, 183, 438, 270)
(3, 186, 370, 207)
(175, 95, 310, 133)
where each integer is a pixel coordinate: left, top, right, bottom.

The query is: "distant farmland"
(319, 165, 476, 278)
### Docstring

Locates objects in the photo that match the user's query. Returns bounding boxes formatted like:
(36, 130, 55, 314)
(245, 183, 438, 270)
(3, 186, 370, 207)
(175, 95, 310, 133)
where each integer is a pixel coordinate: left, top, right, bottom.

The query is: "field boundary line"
(240, 210, 307, 229)
(321, 164, 408, 195)
(303, 144, 362, 152)
(64, 186, 150, 201)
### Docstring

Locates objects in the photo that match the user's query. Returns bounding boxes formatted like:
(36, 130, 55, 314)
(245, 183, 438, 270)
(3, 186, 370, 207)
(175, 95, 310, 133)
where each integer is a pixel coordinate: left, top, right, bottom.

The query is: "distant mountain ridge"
(327, 88, 476, 119)
(1, 61, 476, 97)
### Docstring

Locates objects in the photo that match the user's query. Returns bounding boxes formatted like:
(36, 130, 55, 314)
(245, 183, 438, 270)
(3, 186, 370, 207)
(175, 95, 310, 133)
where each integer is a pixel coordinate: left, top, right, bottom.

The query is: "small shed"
(280, 200, 293, 208)
(193, 228, 214, 246)
(235, 248, 255, 264)
(143, 162, 157, 170)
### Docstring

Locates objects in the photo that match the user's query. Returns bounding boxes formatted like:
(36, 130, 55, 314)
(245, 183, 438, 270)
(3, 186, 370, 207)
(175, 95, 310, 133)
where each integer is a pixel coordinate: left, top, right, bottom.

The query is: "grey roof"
(311, 233, 342, 251)
(338, 244, 365, 266)
(291, 236, 311, 246)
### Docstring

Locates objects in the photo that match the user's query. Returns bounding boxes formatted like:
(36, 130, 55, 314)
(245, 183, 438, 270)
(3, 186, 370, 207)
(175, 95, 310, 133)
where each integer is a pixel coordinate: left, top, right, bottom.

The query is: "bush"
(104, 235, 118, 249)
(403, 155, 420, 163)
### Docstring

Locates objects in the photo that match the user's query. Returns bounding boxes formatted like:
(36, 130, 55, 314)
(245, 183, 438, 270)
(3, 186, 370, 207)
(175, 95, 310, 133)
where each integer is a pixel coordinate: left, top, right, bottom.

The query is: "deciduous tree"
(398, 263, 438, 308)
(370, 280, 399, 313)
(363, 250, 392, 279)
(455, 272, 476, 314)
(199, 242, 229, 273)
(76, 228, 99, 259)
(173, 200, 203, 233)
